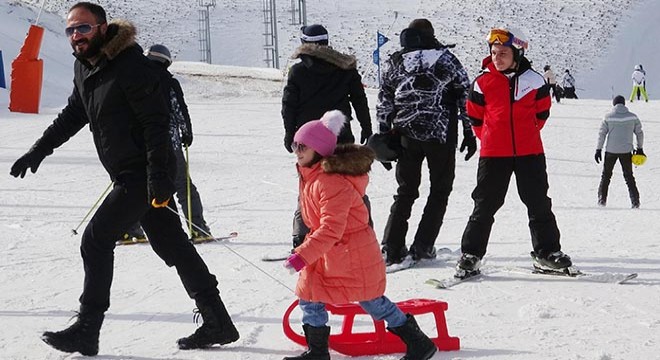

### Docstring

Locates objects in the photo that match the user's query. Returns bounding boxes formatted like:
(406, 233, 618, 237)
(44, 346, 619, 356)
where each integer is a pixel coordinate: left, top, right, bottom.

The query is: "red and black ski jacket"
(467, 56, 551, 157)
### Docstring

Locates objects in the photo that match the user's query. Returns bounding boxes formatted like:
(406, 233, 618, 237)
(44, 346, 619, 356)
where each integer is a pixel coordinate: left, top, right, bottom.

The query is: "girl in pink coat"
(283, 110, 436, 360)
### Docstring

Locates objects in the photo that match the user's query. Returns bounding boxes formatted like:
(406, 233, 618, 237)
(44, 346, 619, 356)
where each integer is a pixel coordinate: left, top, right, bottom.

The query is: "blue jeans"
(299, 296, 407, 328)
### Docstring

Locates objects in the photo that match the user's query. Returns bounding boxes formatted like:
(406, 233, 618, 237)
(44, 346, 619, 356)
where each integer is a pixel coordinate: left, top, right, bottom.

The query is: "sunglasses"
(65, 23, 103, 37)
(292, 142, 308, 152)
(486, 29, 528, 50)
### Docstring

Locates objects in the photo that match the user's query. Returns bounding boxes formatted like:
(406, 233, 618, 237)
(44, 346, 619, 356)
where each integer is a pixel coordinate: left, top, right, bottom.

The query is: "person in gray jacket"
(595, 95, 644, 208)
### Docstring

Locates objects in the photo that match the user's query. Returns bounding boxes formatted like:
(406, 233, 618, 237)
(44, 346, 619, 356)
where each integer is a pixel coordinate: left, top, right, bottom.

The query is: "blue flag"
(377, 32, 389, 47)
(0, 50, 5, 89)
(372, 49, 380, 65)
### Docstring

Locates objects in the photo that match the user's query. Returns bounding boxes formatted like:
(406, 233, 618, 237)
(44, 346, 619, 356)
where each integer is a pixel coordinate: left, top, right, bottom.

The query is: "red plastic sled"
(283, 298, 460, 356)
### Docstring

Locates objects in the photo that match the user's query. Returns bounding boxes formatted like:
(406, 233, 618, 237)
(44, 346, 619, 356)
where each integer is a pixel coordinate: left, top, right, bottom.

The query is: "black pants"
(461, 155, 561, 258)
(382, 136, 456, 255)
(549, 84, 561, 103)
(79, 174, 219, 312)
(563, 86, 578, 99)
(173, 146, 207, 229)
(598, 152, 639, 205)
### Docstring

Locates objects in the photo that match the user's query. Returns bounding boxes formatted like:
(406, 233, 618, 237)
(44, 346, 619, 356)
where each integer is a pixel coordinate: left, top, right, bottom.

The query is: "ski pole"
(163, 205, 295, 293)
(185, 144, 193, 236)
(71, 181, 113, 235)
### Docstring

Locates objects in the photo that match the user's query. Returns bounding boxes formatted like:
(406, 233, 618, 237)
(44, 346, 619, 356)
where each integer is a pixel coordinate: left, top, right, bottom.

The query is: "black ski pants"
(382, 136, 456, 256)
(598, 152, 639, 205)
(173, 146, 207, 229)
(79, 173, 220, 313)
(461, 155, 561, 259)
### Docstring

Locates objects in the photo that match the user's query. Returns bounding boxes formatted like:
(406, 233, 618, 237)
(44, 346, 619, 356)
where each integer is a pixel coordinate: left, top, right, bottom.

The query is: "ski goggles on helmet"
(65, 23, 102, 37)
(486, 28, 528, 50)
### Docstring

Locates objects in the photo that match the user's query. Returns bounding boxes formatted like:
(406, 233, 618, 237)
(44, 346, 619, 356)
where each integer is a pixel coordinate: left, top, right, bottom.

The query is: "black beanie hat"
(300, 24, 328, 45)
(613, 95, 625, 106)
(408, 18, 434, 37)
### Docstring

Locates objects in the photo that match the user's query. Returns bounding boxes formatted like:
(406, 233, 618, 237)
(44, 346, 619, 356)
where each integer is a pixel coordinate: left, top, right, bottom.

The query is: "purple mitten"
(284, 253, 306, 273)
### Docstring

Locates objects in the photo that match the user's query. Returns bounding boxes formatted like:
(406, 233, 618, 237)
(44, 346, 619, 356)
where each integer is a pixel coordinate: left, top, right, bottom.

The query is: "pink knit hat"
(293, 110, 345, 156)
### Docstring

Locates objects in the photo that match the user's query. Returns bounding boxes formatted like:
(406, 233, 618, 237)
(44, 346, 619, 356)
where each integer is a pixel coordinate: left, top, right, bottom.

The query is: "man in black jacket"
(282, 24, 373, 249)
(378, 19, 476, 267)
(10, 2, 238, 355)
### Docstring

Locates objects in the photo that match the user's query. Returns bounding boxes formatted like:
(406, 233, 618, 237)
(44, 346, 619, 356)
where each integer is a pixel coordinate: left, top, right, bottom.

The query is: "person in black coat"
(282, 24, 373, 249)
(10, 2, 238, 355)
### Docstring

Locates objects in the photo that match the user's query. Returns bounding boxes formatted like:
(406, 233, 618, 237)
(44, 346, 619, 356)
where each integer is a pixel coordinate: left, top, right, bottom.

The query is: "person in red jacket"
(283, 110, 436, 360)
(455, 28, 573, 278)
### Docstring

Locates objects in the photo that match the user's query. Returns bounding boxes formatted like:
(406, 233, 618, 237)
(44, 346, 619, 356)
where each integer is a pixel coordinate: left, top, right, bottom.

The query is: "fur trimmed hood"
(102, 19, 137, 60)
(321, 144, 375, 176)
(292, 43, 357, 70)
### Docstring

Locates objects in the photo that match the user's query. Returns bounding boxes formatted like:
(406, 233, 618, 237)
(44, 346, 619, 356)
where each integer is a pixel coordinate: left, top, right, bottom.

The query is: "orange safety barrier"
(9, 24, 45, 113)
(283, 298, 460, 356)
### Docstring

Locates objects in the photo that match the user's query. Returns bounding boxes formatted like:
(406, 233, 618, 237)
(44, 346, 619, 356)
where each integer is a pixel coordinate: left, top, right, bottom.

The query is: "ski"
(505, 265, 638, 284)
(426, 270, 483, 289)
(261, 253, 291, 262)
(192, 231, 238, 244)
(386, 255, 417, 274)
(116, 237, 149, 246)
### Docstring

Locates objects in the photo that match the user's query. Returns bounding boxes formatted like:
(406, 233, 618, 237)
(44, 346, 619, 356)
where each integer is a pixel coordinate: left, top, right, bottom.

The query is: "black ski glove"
(10, 146, 51, 178)
(360, 128, 373, 145)
(634, 148, 645, 156)
(181, 132, 193, 147)
(284, 132, 294, 153)
(594, 149, 602, 164)
(460, 131, 477, 161)
(147, 172, 175, 207)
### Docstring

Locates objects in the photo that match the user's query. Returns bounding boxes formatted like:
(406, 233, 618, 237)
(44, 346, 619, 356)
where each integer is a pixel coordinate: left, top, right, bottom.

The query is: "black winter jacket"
(32, 20, 173, 181)
(281, 44, 371, 143)
(158, 68, 193, 150)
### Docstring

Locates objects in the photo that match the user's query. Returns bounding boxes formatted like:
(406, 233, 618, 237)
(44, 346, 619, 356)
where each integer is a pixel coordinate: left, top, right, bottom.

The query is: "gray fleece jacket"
(597, 104, 644, 154)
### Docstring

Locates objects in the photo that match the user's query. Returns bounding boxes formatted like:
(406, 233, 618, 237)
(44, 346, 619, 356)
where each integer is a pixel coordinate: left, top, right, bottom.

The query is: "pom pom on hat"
(293, 110, 346, 157)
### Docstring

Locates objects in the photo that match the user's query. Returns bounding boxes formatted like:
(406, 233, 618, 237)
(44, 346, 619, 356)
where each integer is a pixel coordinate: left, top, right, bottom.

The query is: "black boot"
(388, 314, 437, 360)
(177, 294, 240, 349)
(41, 308, 104, 356)
(283, 324, 330, 360)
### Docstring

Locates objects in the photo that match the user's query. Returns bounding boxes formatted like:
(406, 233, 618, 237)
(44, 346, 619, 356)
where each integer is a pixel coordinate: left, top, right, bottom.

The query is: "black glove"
(10, 147, 50, 178)
(147, 172, 175, 207)
(460, 131, 477, 161)
(378, 122, 391, 133)
(360, 128, 373, 145)
(594, 149, 602, 164)
(380, 161, 393, 171)
(634, 148, 645, 156)
(284, 133, 294, 153)
(181, 132, 193, 147)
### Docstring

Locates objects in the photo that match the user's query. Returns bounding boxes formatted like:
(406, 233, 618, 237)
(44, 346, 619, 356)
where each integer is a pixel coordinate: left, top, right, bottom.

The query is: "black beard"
(71, 31, 104, 59)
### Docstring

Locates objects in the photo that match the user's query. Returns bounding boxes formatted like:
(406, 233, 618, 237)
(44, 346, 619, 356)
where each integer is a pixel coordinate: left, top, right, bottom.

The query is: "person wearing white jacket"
(595, 95, 644, 208)
(543, 65, 560, 103)
(629, 64, 648, 102)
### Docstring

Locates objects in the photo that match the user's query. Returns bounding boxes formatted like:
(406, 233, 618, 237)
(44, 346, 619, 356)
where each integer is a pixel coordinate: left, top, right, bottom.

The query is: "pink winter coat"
(294, 145, 386, 304)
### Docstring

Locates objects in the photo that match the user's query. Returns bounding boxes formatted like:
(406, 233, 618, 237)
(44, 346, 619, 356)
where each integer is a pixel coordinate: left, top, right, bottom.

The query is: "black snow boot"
(283, 324, 330, 360)
(41, 308, 105, 356)
(177, 294, 240, 349)
(388, 314, 437, 360)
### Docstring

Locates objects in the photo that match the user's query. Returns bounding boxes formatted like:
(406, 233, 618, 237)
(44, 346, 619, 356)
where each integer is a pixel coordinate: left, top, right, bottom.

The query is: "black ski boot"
(41, 308, 104, 356)
(283, 324, 330, 360)
(531, 250, 572, 271)
(177, 294, 240, 349)
(388, 314, 437, 360)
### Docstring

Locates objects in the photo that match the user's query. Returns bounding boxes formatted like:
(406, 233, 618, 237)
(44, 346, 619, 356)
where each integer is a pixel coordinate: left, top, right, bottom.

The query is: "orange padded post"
(9, 25, 45, 113)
